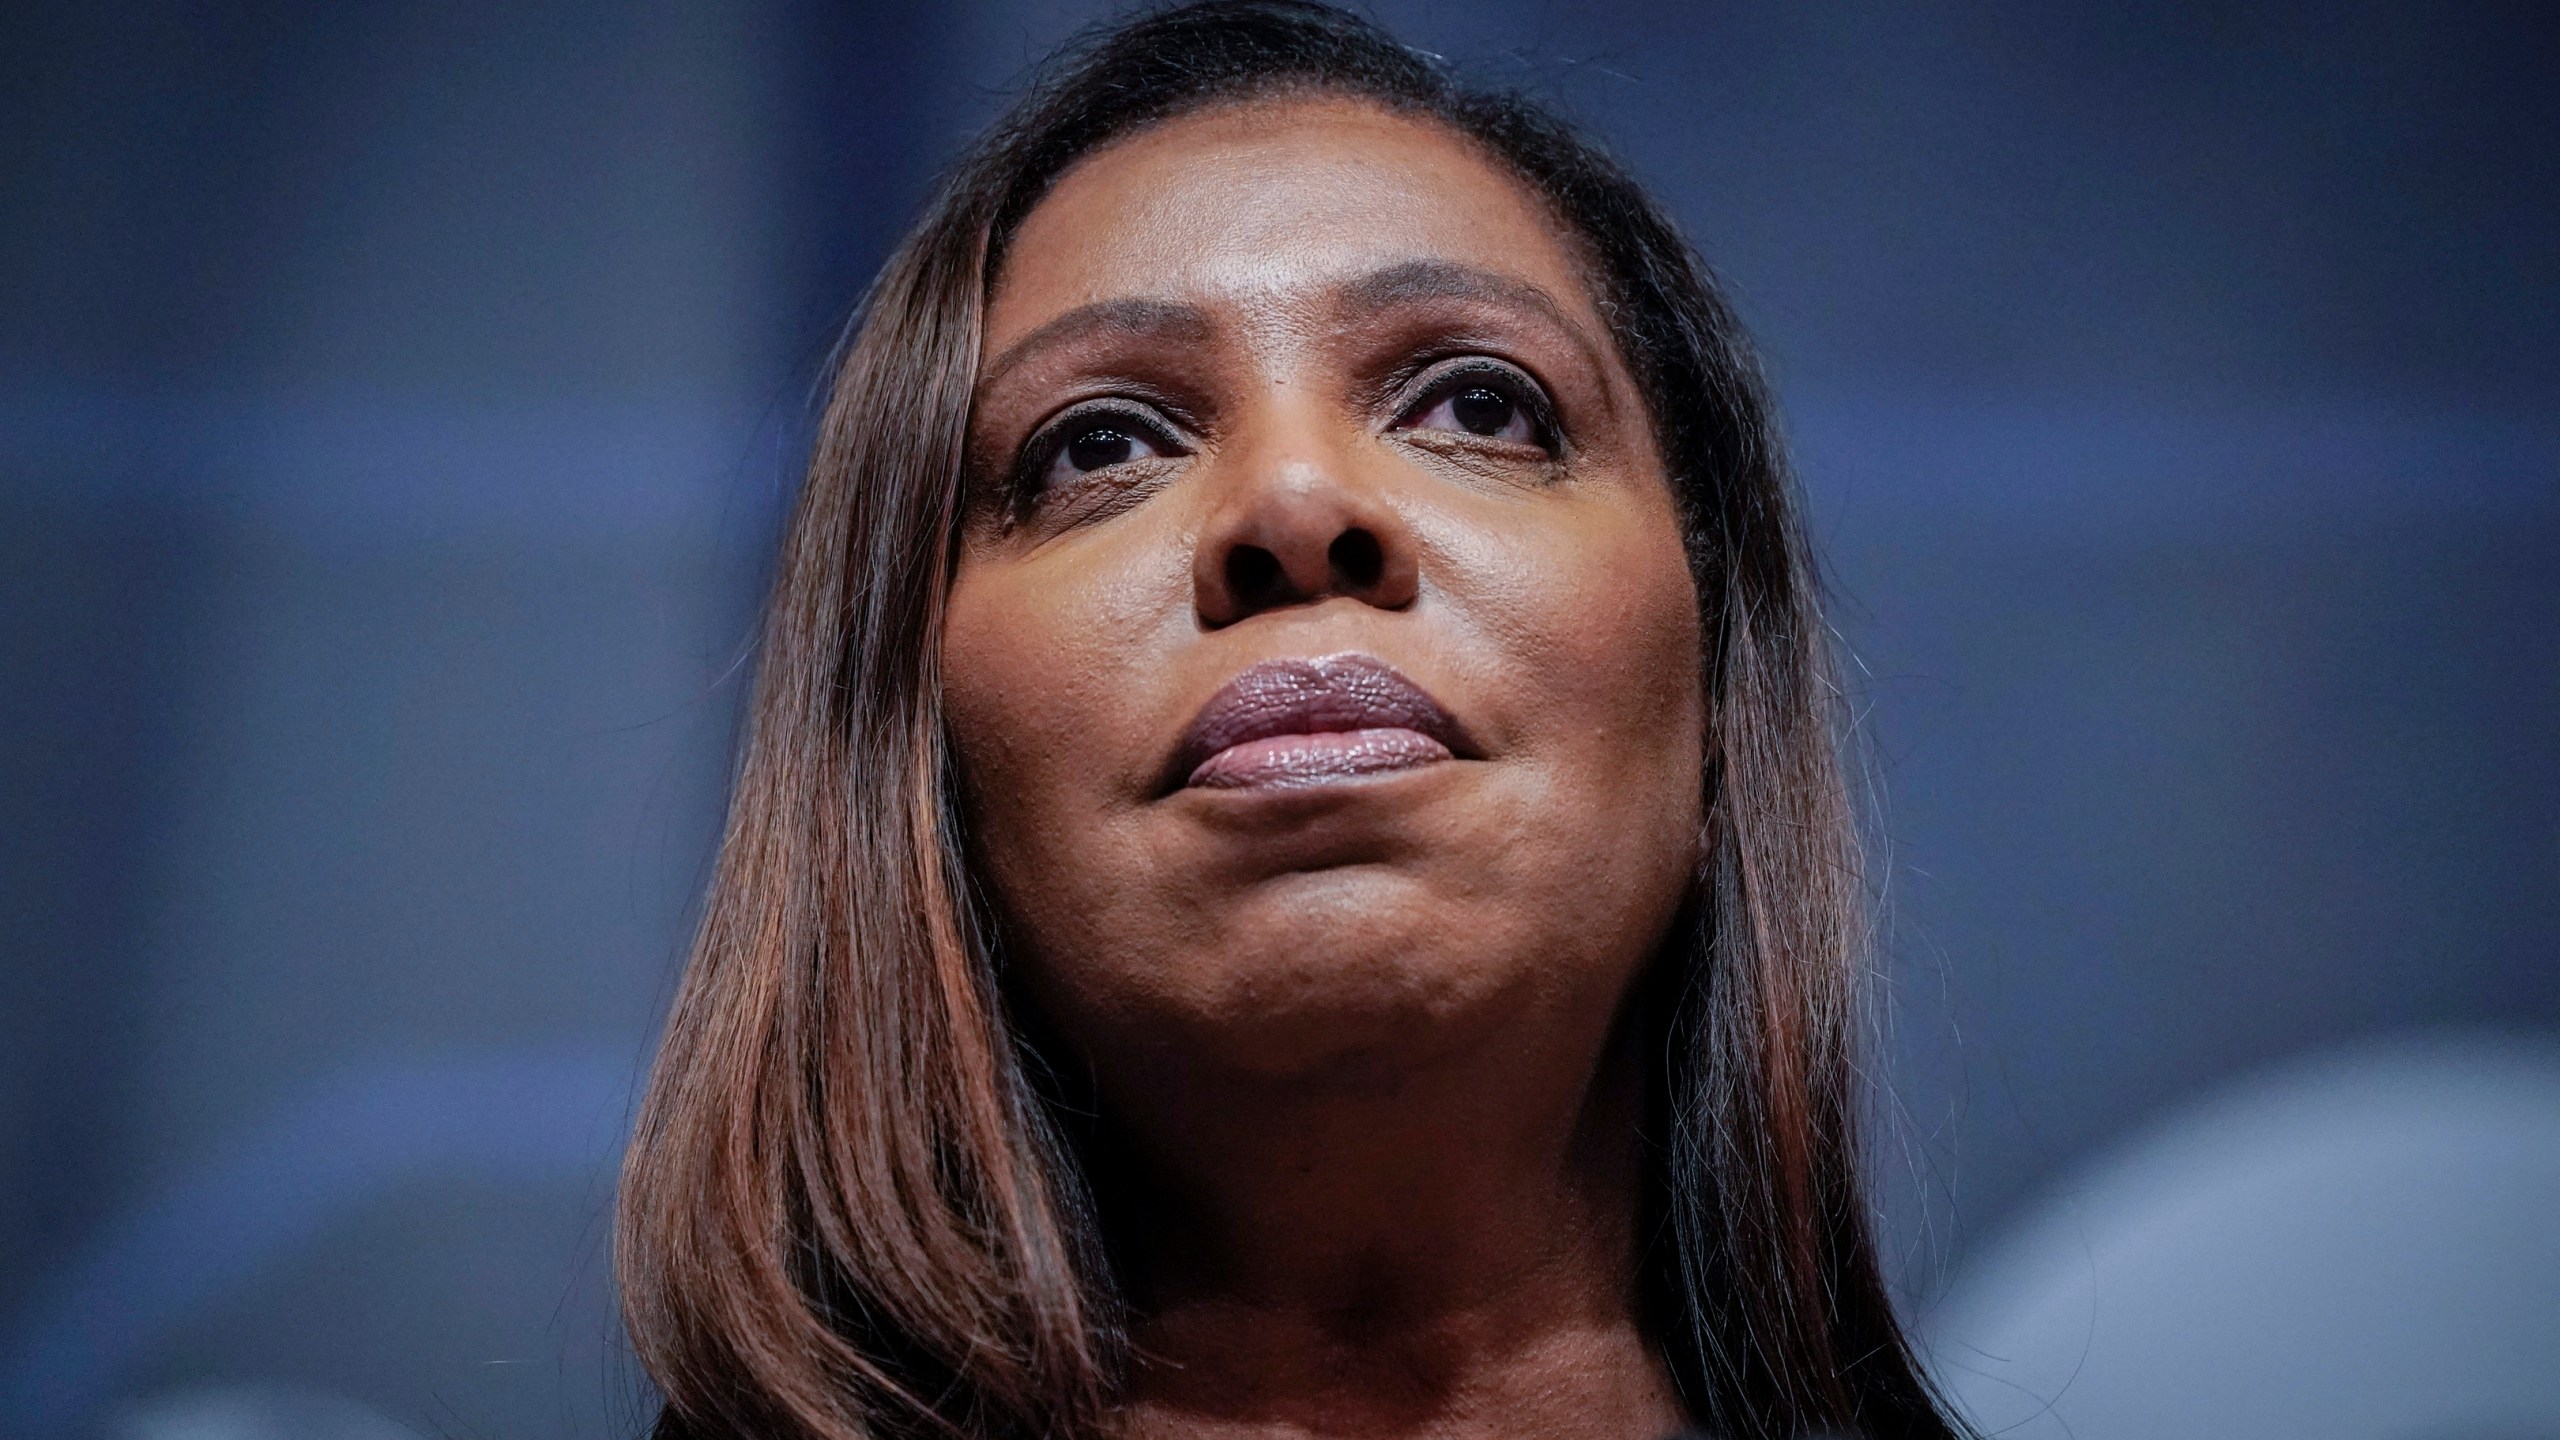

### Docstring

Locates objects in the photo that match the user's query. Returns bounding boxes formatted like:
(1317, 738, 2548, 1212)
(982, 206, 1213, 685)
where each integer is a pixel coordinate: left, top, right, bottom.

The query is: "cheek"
(1551, 496, 1708, 939)
(942, 567, 1048, 825)
(1561, 521, 1702, 738)
(940, 529, 1190, 907)
(1437, 480, 1707, 894)
(1459, 486, 1703, 777)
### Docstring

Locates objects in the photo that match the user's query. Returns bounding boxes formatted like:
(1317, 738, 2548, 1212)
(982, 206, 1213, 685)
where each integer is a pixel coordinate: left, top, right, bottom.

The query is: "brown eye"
(1070, 428, 1139, 471)
(1449, 387, 1515, 436)
(1398, 365, 1553, 450)
(1035, 416, 1171, 493)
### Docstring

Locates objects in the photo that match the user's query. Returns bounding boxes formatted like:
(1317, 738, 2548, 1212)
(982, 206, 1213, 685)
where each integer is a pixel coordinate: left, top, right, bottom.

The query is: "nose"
(1192, 443, 1420, 628)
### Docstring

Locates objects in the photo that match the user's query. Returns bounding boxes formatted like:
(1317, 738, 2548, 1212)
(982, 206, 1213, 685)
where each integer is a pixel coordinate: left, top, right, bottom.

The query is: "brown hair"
(616, 4, 1961, 1438)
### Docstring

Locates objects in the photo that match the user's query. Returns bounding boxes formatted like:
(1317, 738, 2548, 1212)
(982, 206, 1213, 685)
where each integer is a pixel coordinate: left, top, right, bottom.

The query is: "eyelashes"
(1388, 357, 1559, 452)
(999, 355, 1563, 514)
(1009, 399, 1187, 506)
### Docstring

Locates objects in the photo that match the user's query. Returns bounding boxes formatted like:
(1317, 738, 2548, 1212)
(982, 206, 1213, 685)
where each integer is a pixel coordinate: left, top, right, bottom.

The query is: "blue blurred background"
(3, 3, 2553, 1437)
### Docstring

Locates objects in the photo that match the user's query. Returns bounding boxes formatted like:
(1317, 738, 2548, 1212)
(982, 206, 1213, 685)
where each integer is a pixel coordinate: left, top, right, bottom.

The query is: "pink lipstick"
(1170, 653, 1472, 792)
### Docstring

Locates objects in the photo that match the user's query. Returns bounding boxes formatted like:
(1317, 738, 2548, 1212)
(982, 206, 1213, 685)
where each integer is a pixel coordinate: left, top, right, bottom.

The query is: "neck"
(1090, 1015, 1685, 1440)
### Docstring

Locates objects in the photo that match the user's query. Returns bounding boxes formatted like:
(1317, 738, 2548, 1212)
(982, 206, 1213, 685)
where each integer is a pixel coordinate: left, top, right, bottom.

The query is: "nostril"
(1329, 528, 1384, 590)
(1225, 545, 1284, 608)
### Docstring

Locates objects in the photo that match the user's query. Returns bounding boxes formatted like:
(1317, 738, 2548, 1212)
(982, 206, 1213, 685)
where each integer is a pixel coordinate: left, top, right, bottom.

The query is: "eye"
(1395, 363, 1555, 450)
(1064, 425, 1146, 470)
(1026, 408, 1178, 495)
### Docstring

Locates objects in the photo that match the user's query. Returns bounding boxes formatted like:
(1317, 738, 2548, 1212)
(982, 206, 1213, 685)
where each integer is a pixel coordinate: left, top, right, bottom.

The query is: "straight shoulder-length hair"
(616, 4, 1962, 1438)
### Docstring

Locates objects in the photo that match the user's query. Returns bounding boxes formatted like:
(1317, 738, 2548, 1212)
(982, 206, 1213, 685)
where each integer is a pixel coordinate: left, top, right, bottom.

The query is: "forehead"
(985, 96, 1601, 347)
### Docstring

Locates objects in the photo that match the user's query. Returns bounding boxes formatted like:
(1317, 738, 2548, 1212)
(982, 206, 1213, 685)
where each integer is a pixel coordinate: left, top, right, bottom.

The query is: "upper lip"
(1166, 653, 1475, 791)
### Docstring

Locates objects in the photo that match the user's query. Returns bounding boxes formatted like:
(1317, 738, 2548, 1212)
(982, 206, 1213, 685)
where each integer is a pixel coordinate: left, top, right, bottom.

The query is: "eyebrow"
(977, 297, 1214, 395)
(1334, 259, 1610, 371)
(973, 260, 1611, 399)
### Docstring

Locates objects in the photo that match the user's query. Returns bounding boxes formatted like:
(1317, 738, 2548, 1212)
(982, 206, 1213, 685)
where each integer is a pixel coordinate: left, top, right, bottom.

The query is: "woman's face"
(944, 98, 1704, 1091)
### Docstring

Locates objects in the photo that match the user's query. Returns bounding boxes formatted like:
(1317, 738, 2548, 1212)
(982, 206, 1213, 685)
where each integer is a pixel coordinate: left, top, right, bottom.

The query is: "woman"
(617, 4, 1963, 1439)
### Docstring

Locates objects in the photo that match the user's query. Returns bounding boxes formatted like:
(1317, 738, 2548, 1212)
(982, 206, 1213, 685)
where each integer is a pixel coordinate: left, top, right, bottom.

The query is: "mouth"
(1167, 653, 1476, 794)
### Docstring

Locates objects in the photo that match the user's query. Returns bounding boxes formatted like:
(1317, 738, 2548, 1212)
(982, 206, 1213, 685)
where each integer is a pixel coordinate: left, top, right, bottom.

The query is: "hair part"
(617, 4, 1962, 1437)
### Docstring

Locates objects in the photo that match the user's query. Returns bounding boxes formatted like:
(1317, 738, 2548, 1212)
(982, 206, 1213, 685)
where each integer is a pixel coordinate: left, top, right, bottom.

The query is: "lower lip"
(1185, 728, 1453, 791)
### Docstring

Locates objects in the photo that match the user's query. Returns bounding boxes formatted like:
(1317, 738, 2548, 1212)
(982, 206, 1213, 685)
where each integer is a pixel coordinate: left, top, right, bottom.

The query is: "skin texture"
(943, 98, 1706, 1440)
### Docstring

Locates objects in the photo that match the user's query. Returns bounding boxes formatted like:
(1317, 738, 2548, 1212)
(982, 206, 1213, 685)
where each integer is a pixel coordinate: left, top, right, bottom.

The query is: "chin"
(1160, 869, 1541, 1081)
